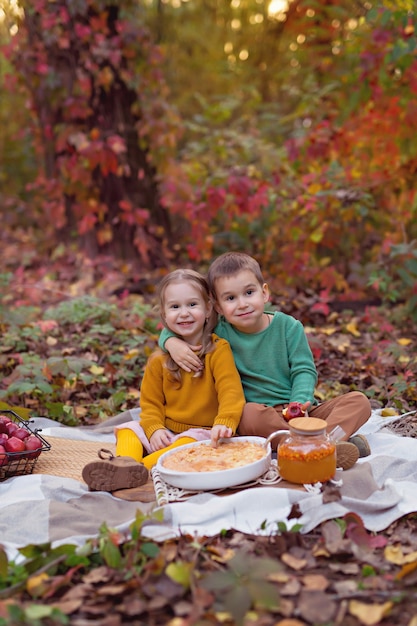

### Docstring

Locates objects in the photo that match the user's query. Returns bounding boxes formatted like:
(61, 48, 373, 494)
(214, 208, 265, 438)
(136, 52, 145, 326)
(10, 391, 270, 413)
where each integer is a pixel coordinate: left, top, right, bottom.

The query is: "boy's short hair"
(207, 252, 265, 296)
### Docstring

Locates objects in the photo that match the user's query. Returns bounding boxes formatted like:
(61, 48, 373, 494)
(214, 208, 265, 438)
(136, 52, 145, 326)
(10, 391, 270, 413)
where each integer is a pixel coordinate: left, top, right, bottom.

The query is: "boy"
(159, 252, 372, 470)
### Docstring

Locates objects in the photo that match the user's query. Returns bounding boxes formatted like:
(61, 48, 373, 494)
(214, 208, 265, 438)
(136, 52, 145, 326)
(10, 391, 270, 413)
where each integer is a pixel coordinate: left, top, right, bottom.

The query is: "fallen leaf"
(397, 338, 412, 346)
(301, 573, 328, 591)
(395, 560, 417, 580)
(346, 321, 361, 337)
(281, 553, 307, 570)
(348, 599, 393, 625)
(385, 544, 417, 565)
(298, 589, 336, 623)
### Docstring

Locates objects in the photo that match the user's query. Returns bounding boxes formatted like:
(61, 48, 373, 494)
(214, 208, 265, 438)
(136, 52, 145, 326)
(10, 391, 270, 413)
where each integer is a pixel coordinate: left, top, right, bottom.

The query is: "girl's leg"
(116, 428, 144, 462)
(143, 437, 196, 470)
(309, 391, 371, 440)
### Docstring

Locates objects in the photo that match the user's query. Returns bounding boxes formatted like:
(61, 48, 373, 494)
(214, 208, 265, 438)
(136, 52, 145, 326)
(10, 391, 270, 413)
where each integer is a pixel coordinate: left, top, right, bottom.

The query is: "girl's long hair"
(157, 269, 218, 383)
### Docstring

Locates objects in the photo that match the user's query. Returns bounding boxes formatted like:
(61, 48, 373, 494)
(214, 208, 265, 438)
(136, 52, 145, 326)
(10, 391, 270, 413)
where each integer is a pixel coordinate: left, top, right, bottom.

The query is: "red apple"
(13, 427, 30, 441)
(283, 402, 305, 421)
(5, 422, 19, 437)
(0, 444, 7, 466)
(4, 436, 26, 454)
(0, 433, 8, 446)
(24, 435, 43, 459)
(0, 416, 11, 434)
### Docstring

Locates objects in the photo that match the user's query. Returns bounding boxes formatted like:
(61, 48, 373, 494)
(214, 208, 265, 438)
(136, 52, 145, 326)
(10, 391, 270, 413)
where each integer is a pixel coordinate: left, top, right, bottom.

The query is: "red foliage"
(4, 0, 182, 266)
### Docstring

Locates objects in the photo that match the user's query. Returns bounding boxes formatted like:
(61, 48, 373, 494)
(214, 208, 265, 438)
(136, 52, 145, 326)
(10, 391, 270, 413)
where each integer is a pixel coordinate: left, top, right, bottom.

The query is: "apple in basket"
(0, 444, 7, 466)
(13, 427, 30, 441)
(5, 422, 19, 437)
(4, 436, 26, 454)
(0, 433, 8, 447)
(0, 416, 11, 434)
(24, 435, 43, 459)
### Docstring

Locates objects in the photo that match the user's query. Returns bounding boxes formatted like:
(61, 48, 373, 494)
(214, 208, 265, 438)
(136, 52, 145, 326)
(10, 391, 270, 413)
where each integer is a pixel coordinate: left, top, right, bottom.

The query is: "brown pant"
(237, 391, 371, 449)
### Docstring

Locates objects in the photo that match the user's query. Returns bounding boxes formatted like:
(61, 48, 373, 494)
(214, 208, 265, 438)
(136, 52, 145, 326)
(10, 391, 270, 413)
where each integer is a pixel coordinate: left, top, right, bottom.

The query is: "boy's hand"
(149, 428, 174, 451)
(165, 337, 203, 372)
(211, 425, 233, 448)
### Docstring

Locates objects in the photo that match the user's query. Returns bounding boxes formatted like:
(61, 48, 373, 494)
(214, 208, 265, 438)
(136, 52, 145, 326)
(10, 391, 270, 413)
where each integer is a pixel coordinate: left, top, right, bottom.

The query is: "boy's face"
(213, 270, 270, 333)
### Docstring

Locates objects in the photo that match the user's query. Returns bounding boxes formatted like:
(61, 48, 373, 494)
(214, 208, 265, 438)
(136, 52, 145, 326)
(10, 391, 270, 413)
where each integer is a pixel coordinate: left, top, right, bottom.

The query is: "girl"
(83, 269, 245, 492)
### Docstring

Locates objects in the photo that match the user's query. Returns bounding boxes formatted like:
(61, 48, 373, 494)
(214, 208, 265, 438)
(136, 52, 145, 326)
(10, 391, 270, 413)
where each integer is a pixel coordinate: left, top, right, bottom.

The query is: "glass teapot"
(266, 417, 338, 485)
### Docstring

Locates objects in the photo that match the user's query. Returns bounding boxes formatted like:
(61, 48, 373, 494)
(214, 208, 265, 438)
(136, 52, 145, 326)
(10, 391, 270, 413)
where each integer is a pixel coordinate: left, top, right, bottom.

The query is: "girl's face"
(162, 281, 212, 345)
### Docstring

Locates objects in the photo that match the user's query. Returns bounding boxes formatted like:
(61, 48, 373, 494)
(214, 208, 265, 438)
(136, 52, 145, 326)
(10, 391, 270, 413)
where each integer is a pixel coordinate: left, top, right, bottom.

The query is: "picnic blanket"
(1, 409, 417, 563)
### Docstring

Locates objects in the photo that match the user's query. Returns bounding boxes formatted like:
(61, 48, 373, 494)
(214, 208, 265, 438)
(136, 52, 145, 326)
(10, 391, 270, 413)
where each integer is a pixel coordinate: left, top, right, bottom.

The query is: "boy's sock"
(116, 428, 144, 462)
(143, 437, 196, 470)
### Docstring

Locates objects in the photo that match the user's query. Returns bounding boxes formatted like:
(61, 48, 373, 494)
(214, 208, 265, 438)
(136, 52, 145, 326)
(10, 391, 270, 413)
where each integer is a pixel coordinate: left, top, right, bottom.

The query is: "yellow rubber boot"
(115, 428, 144, 463)
(143, 437, 196, 470)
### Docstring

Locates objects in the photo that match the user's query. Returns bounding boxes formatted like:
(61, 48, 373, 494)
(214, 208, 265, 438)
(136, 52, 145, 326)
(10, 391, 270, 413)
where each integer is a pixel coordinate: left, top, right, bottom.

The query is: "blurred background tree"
(1, 0, 416, 319)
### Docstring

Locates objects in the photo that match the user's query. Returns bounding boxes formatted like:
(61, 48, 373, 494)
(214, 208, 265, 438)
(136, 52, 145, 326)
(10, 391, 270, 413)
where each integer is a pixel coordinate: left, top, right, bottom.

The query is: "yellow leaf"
(381, 407, 399, 417)
(310, 229, 323, 243)
(46, 336, 58, 346)
(210, 548, 235, 563)
(384, 544, 417, 565)
(124, 349, 140, 361)
(397, 338, 412, 346)
(346, 321, 360, 337)
(26, 572, 49, 598)
(90, 365, 105, 375)
(307, 183, 322, 194)
(165, 561, 193, 588)
(399, 355, 410, 365)
(214, 613, 233, 623)
(127, 388, 140, 398)
(321, 326, 337, 336)
(349, 599, 393, 625)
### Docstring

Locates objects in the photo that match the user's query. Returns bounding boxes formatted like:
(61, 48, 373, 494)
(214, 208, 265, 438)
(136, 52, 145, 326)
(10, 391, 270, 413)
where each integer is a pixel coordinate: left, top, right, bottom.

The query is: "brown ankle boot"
(82, 449, 149, 492)
(336, 442, 359, 470)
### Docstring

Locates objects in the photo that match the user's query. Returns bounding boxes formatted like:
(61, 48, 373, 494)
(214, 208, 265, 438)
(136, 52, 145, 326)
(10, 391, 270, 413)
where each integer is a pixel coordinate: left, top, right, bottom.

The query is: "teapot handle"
(263, 429, 290, 449)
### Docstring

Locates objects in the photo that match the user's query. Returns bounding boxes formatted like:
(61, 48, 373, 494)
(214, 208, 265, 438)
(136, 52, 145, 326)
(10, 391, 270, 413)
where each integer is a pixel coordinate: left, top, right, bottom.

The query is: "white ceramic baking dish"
(155, 436, 272, 490)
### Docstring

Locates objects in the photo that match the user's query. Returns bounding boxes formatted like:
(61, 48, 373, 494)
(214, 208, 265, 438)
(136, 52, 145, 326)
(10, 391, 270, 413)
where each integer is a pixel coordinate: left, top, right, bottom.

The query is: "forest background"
(1, 2, 417, 625)
(0, 0, 416, 419)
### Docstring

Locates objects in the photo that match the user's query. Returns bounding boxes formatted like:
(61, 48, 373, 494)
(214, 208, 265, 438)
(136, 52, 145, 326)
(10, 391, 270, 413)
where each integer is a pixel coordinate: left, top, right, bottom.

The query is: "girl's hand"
(211, 425, 233, 448)
(166, 337, 203, 373)
(149, 429, 174, 452)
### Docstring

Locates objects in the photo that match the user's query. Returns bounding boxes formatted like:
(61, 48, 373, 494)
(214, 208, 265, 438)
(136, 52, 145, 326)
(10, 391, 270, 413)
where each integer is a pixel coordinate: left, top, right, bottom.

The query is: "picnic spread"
(1, 408, 417, 564)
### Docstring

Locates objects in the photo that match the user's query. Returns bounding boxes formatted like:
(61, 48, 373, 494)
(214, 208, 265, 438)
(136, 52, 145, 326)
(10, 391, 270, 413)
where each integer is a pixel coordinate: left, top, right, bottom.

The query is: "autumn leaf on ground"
(344, 512, 388, 550)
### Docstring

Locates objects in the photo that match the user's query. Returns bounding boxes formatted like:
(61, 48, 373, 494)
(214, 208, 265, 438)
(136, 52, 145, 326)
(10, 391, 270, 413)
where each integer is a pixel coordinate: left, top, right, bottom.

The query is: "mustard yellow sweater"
(139, 335, 245, 440)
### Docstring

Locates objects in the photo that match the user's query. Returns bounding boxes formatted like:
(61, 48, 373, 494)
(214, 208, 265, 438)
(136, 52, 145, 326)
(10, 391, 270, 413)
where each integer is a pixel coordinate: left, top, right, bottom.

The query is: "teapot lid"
(288, 417, 327, 435)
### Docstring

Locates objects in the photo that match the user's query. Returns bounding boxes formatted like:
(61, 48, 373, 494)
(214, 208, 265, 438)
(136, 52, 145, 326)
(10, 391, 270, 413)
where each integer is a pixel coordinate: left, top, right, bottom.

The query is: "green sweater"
(159, 311, 318, 406)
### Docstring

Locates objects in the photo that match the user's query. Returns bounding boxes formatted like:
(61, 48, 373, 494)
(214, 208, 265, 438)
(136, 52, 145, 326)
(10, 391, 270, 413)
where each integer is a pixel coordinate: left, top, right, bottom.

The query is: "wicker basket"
(0, 409, 51, 480)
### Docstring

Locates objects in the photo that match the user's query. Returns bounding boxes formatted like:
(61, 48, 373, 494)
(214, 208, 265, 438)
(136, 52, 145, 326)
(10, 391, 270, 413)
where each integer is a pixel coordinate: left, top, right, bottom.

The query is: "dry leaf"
(346, 321, 361, 337)
(348, 600, 393, 625)
(281, 553, 307, 570)
(397, 338, 412, 346)
(384, 544, 417, 565)
(301, 573, 329, 591)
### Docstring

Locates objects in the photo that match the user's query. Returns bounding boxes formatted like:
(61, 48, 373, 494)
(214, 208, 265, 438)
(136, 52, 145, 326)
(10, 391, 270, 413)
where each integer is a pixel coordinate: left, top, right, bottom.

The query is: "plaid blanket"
(1, 410, 416, 563)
